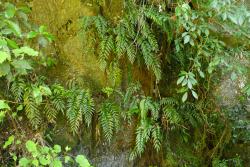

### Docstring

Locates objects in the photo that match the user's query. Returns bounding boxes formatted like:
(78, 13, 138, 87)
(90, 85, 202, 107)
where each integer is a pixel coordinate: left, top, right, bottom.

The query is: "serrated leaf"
(13, 46, 38, 57)
(11, 59, 32, 72)
(0, 51, 11, 63)
(4, 20, 21, 37)
(182, 92, 188, 102)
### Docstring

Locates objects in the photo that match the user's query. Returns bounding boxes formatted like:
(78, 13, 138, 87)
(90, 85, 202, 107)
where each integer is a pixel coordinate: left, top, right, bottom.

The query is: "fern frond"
(98, 35, 115, 70)
(152, 124, 162, 152)
(160, 97, 179, 106)
(126, 45, 137, 63)
(23, 91, 42, 128)
(94, 15, 108, 38)
(139, 38, 161, 81)
(10, 78, 25, 102)
(78, 90, 94, 127)
(44, 102, 58, 123)
(99, 102, 120, 142)
(163, 107, 182, 125)
(115, 23, 129, 58)
(135, 121, 152, 155)
(51, 84, 65, 113)
(66, 91, 82, 134)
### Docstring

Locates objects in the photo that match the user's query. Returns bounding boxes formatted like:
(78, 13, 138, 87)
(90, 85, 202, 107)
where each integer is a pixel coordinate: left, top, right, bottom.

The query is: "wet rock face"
(30, 0, 106, 89)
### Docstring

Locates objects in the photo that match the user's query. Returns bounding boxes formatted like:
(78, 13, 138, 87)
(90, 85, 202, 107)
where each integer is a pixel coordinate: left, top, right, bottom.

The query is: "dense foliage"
(0, 0, 249, 166)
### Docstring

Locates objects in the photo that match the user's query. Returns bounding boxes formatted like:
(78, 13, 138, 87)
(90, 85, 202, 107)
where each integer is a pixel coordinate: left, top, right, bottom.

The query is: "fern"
(152, 123, 162, 152)
(66, 90, 81, 134)
(99, 102, 120, 142)
(82, 2, 164, 83)
(51, 84, 66, 113)
(10, 78, 25, 102)
(98, 35, 114, 70)
(135, 122, 152, 156)
(77, 90, 94, 127)
(23, 90, 42, 128)
(44, 101, 58, 123)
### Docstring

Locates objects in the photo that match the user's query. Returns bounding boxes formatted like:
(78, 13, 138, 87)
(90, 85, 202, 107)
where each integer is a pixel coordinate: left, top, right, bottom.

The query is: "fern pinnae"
(24, 91, 42, 128)
(152, 124, 162, 152)
(44, 101, 58, 123)
(10, 78, 25, 102)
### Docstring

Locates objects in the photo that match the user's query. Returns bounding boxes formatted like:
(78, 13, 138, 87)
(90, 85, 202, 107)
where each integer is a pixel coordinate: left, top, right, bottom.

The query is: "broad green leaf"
(64, 156, 72, 164)
(140, 99, 147, 120)
(0, 100, 10, 110)
(0, 111, 6, 123)
(182, 78, 188, 86)
(19, 158, 30, 167)
(182, 92, 188, 102)
(75, 155, 91, 167)
(53, 145, 61, 153)
(16, 140, 21, 145)
(13, 46, 38, 57)
(0, 51, 11, 63)
(51, 159, 62, 167)
(3, 135, 14, 149)
(26, 140, 37, 154)
(187, 80, 192, 89)
(6, 39, 19, 49)
(0, 63, 10, 77)
(27, 31, 38, 39)
(39, 157, 50, 166)
(177, 76, 185, 85)
(17, 105, 23, 111)
(184, 35, 190, 44)
(32, 159, 39, 166)
(198, 70, 205, 78)
(189, 39, 194, 46)
(191, 90, 198, 99)
(4, 3, 16, 18)
(41, 146, 50, 154)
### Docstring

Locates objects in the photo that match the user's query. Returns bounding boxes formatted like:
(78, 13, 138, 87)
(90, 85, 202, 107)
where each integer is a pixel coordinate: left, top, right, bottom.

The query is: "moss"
(30, 0, 107, 90)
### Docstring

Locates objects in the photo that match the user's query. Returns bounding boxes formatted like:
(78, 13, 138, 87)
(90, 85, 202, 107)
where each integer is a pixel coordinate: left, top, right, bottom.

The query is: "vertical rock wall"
(30, 0, 106, 89)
